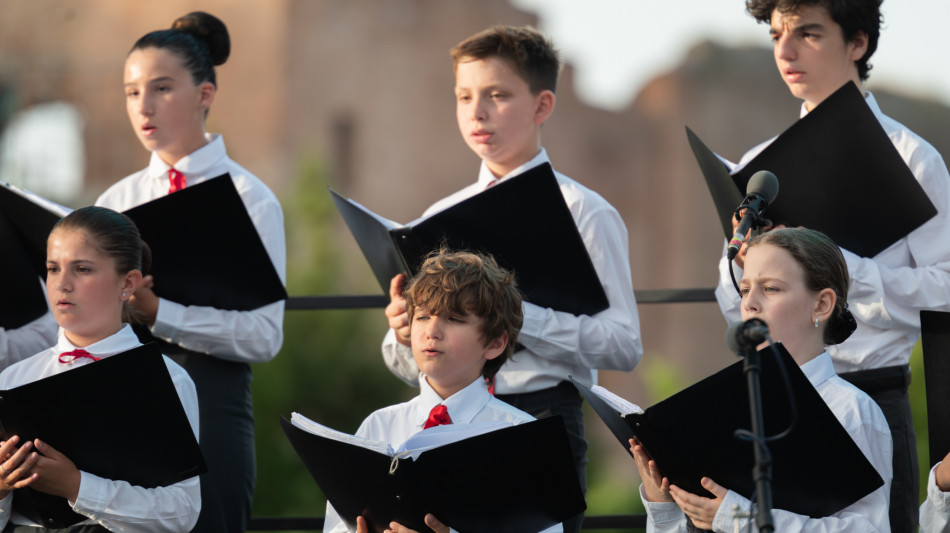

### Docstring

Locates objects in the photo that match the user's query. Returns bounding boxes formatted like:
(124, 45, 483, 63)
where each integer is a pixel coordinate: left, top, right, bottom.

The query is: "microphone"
(727, 171, 779, 261)
(726, 318, 770, 355)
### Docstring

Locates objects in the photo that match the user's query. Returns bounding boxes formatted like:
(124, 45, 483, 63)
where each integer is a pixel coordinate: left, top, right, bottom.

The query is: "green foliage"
(250, 156, 415, 522)
(910, 339, 931, 503)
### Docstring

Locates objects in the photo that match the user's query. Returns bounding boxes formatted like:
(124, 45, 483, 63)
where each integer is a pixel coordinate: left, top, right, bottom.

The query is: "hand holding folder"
(281, 413, 585, 533)
(688, 81, 936, 258)
(0, 343, 205, 527)
(572, 343, 883, 518)
(330, 163, 608, 317)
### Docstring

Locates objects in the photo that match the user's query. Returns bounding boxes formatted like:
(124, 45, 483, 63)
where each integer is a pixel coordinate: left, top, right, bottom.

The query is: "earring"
(122, 292, 126, 299)
(814, 317, 820, 328)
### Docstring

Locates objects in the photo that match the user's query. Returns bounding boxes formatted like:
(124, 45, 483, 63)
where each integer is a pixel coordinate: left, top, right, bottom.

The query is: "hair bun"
(826, 303, 858, 345)
(171, 12, 230, 66)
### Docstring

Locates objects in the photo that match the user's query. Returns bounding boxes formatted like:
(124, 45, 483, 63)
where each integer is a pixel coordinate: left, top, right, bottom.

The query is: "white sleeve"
(921, 463, 950, 533)
(639, 485, 687, 533)
(0, 310, 57, 369)
(381, 328, 420, 386)
(322, 502, 351, 533)
(516, 204, 642, 371)
(149, 196, 286, 362)
(715, 241, 743, 325)
(69, 357, 202, 532)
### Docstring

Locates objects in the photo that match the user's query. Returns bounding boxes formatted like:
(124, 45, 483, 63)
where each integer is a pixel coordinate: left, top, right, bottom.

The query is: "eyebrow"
(771, 21, 825, 36)
(124, 75, 175, 88)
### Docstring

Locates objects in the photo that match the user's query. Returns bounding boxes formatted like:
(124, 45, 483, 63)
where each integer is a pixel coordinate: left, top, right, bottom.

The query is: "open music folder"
(572, 343, 884, 518)
(688, 81, 936, 258)
(0, 182, 70, 329)
(0, 343, 206, 527)
(330, 162, 609, 317)
(281, 413, 585, 533)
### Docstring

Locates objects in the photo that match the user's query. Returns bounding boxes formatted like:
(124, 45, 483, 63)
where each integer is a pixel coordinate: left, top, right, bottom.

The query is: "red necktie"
(423, 404, 452, 429)
(168, 168, 187, 194)
(486, 179, 498, 189)
(58, 349, 100, 364)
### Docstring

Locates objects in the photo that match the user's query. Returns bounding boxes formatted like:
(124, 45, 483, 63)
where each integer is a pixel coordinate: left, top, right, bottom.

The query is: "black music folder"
(0, 183, 67, 329)
(572, 343, 884, 518)
(123, 174, 287, 311)
(0, 342, 206, 527)
(281, 413, 585, 533)
(688, 81, 936, 258)
(921, 310, 950, 468)
(330, 163, 608, 317)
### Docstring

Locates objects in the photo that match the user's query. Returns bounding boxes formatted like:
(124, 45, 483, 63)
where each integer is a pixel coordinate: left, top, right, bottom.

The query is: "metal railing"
(249, 287, 717, 531)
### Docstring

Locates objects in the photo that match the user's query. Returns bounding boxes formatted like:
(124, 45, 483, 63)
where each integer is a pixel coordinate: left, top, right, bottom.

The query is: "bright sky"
(512, 0, 949, 111)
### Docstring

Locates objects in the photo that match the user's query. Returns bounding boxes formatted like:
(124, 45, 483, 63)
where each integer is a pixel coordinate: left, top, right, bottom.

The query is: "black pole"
(739, 340, 775, 532)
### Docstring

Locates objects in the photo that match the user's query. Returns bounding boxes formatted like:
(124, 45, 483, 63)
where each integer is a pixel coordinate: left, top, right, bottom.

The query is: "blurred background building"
(2, 0, 947, 523)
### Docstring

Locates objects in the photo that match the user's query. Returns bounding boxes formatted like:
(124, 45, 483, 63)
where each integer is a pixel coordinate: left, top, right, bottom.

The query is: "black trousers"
(497, 381, 587, 533)
(166, 348, 256, 533)
(841, 364, 918, 533)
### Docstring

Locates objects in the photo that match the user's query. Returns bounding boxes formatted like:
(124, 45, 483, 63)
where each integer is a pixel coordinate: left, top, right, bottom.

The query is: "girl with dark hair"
(636, 228, 892, 532)
(0, 206, 200, 532)
(95, 12, 286, 532)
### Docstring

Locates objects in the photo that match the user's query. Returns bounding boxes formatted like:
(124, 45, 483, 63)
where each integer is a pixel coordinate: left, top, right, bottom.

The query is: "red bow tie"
(58, 349, 100, 364)
(423, 404, 452, 429)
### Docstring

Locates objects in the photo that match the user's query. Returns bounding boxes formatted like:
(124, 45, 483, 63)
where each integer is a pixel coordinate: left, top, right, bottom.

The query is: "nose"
(775, 33, 796, 63)
(470, 95, 487, 122)
(741, 290, 760, 315)
(425, 317, 444, 339)
(136, 91, 154, 118)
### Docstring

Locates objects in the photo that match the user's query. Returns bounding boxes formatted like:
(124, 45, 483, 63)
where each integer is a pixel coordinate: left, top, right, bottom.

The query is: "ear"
(533, 90, 555, 126)
(813, 288, 836, 323)
(121, 269, 144, 299)
(848, 30, 869, 62)
(482, 331, 509, 361)
(198, 81, 216, 113)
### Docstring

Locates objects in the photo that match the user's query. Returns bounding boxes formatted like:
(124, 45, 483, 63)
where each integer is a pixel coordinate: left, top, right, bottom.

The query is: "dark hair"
(52, 206, 151, 322)
(129, 11, 230, 87)
(404, 249, 523, 381)
(747, 228, 857, 345)
(451, 25, 561, 94)
(745, 0, 882, 80)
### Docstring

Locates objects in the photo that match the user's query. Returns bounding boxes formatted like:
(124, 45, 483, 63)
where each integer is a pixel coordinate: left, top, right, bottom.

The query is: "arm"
(147, 197, 287, 363)
(840, 148, 950, 331)
(68, 357, 202, 532)
(0, 308, 58, 369)
(715, 241, 743, 325)
(517, 203, 642, 371)
(381, 274, 420, 386)
(920, 459, 950, 533)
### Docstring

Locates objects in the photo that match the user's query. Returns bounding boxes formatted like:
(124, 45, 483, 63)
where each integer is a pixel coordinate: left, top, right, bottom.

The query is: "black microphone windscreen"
(746, 170, 779, 203)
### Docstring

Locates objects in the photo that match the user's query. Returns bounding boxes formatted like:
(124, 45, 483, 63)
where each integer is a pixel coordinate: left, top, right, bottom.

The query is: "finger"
(356, 516, 369, 533)
(389, 274, 406, 300)
(701, 476, 727, 498)
(424, 513, 449, 533)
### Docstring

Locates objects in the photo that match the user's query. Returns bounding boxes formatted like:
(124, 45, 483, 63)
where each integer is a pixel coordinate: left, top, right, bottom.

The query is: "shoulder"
(96, 168, 150, 211)
(480, 396, 537, 425)
(820, 375, 890, 437)
(0, 348, 55, 389)
(872, 106, 948, 181)
(220, 159, 282, 210)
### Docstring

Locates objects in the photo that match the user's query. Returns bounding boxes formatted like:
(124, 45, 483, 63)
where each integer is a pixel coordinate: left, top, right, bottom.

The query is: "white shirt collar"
(798, 350, 837, 388)
(476, 147, 550, 187)
(54, 323, 142, 360)
(145, 133, 228, 180)
(414, 375, 493, 427)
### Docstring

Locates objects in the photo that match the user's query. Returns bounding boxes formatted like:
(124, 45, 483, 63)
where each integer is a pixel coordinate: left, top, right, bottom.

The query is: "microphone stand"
(736, 341, 775, 532)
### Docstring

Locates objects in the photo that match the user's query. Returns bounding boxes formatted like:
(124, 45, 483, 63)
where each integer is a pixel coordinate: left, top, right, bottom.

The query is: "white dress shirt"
(716, 93, 950, 372)
(0, 324, 201, 532)
(641, 351, 892, 532)
(96, 133, 287, 363)
(323, 376, 562, 533)
(0, 300, 56, 369)
(920, 462, 950, 533)
(382, 148, 642, 393)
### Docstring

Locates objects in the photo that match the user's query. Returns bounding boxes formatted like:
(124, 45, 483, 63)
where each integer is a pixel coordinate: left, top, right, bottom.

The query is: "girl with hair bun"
(96, 11, 286, 532)
(633, 228, 893, 532)
(0, 206, 200, 532)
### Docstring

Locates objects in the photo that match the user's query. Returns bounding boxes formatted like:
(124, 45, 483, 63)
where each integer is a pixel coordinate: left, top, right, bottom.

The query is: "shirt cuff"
(712, 490, 751, 532)
(151, 297, 184, 342)
(929, 464, 950, 511)
(639, 484, 683, 524)
(518, 302, 545, 340)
